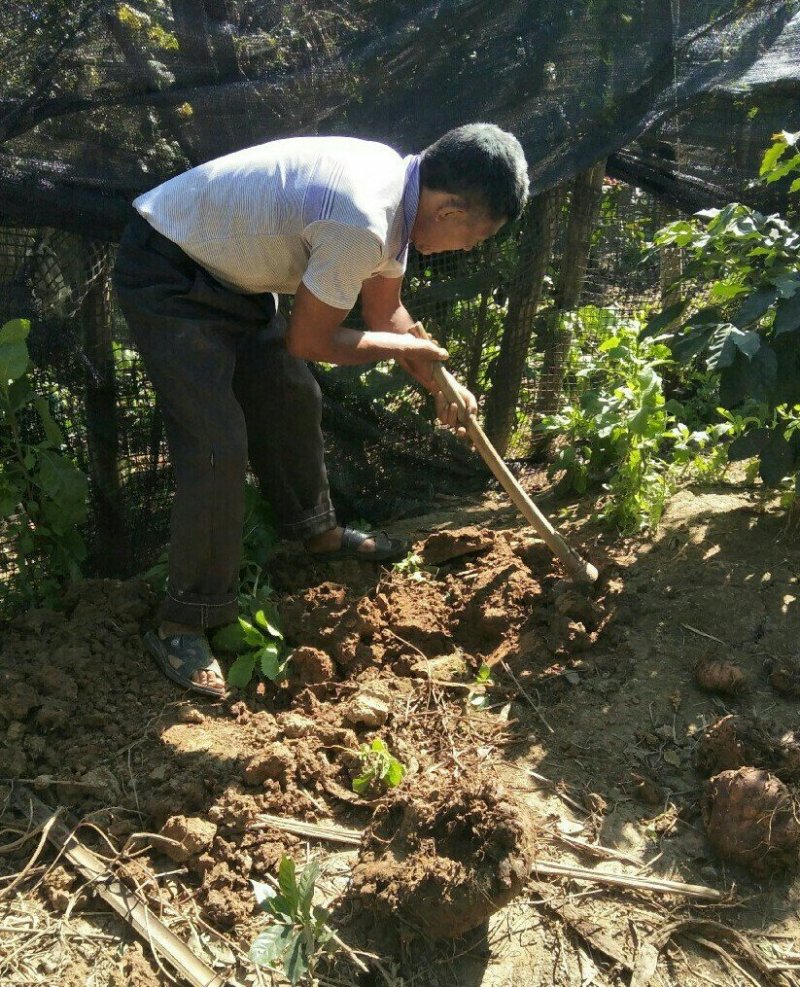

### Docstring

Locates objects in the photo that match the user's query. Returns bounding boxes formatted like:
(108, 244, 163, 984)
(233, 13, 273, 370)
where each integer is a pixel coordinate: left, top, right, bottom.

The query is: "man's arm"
(285, 281, 447, 368)
(360, 275, 478, 433)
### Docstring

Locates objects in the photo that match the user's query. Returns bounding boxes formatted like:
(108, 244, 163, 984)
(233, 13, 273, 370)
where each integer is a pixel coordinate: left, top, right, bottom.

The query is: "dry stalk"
(532, 860, 723, 901)
(0, 809, 60, 901)
(499, 660, 555, 735)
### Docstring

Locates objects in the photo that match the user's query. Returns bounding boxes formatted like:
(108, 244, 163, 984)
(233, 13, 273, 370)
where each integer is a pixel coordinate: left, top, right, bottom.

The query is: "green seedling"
(212, 600, 287, 687)
(474, 662, 494, 685)
(392, 550, 435, 583)
(250, 856, 334, 986)
(352, 738, 406, 795)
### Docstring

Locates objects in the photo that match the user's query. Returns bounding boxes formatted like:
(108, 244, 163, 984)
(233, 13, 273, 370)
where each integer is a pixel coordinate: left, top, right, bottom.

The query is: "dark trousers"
(113, 214, 336, 628)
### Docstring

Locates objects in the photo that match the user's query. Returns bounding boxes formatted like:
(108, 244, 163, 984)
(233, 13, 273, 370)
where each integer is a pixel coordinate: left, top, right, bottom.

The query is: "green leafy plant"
(392, 550, 432, 582)
(649, 131, 800, 493)
(0, 318, 88, 604)
(145, 483, 285, 687)
(537, 311, 676, 532)
(212, 598, 286, 688)
(250, 856, 334, 986)
(352, 738, 406, 795)
(474, 662, 494, 684)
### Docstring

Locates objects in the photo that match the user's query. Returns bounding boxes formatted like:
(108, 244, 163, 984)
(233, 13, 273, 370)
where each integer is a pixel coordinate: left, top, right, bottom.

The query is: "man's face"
(412, 207, 505, 256)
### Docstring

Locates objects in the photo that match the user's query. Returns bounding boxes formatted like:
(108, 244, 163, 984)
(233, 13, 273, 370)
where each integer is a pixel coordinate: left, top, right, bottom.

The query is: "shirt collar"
(396, 153, 421, 263)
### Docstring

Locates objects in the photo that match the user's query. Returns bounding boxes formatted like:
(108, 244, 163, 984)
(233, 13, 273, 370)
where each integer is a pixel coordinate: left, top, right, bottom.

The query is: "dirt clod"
(342, 687, 391, 728)
(702, 767, 800, 874)
(419, 526, 495, 565)
(243, 744, 295, 786)
(349, 776, 535, 939)
(693, 658, 747, 696)
(159, 815, 218, 862)
(290, 646, 335, 685)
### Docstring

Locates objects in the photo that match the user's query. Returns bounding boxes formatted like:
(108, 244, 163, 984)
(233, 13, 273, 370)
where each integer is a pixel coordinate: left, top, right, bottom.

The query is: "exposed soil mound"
(374, 573, 453, 654)
(419, 526, 495, 565)
(349, 776, 535, 939)
(278, 582, 383, 670)
(702, 767, 800, 874)
(448, 538, 543, 653)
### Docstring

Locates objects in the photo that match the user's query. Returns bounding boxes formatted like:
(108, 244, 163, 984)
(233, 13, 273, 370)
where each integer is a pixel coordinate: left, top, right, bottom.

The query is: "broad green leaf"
(598, 336, 621, 353)
(211, 621, 248, 652)
(710, 281, 747, 301)
(352, 774, 371, 794)
(728, 427, 771, 461)
(790, 177, 800, 194)
(0, 336, 29, 383)
(731, 287, 778, 328)
(239, 617, 267, 647)
(719, 346, 777, 408)
(254, 604, 283, 639)
(0, 319, 31, 344)
(772, 273, 800, 299)
(774, 293, 800, 336)
(296, 860, 319, 921)
(34, 397, 64, 446)
(386, 759, 406, 787)
(6, 375, 32, 413)
(250, 923, 295, 968)
(258, 643, 283, 680)
(642, 300, 687, 337)
(764, 152, 800, 185)
(36, 451, 88, 520)
(671, 326, 714, 363)
(707, 326, 760, 370)
(284, 931, 308, 986)
(227, 652, 257, 688)
(759, 433, 795, 486)
(278, 856, 300, 915)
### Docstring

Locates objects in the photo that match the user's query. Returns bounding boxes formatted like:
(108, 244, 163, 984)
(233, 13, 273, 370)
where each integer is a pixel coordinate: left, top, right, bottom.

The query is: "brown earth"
(2, 482, 800, 986)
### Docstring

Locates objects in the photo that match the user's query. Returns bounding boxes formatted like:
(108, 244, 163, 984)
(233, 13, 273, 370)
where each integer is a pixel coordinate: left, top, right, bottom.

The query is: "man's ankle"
(304, 526, 341, 553)
(160, 620, 202, 637)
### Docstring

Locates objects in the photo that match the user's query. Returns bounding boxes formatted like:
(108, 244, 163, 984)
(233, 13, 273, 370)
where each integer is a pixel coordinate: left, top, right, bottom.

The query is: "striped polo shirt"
(133, 137, 420, 311)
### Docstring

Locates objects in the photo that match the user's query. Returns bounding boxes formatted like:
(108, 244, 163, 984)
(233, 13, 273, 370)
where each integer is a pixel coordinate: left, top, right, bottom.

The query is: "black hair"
(419, 123, 529, 222)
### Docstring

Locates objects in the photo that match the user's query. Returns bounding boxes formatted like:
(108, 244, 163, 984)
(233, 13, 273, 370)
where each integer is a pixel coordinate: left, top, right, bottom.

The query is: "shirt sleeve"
(377, 257, 406, 280)
(302, 221, 383, 310)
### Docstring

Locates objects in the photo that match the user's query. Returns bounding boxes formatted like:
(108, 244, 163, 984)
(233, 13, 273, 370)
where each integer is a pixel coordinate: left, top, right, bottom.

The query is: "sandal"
(309, 526, 409, 563)
(143, 630, 227, 698)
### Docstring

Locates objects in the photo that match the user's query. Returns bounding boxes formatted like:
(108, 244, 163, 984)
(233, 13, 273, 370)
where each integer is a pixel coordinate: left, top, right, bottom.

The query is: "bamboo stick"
(12, 788, 228, 987)
(248, 814, 362, 846)
(532, 859, 723, 901)
(412, 322, 598, 583)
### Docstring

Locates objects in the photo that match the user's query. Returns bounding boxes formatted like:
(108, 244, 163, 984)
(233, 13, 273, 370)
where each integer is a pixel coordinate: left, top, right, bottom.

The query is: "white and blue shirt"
(133, 136, 420, 310)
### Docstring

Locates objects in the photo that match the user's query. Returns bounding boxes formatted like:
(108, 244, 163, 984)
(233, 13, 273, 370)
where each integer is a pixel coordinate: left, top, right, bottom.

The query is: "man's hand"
(433, 379, 477, 440)
(404, 324, 477, 440)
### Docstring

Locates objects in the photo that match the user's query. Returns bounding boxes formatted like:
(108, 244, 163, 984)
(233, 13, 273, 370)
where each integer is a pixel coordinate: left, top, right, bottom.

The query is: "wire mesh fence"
(1, 0, 798, 616)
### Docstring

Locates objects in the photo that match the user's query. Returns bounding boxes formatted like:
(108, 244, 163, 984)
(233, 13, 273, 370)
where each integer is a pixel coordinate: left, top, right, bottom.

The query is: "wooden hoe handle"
(413, 322, 598, 584)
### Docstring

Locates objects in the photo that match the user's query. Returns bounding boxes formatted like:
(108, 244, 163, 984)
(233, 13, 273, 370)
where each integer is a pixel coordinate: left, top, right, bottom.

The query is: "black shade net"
(1, 0, 799, 606)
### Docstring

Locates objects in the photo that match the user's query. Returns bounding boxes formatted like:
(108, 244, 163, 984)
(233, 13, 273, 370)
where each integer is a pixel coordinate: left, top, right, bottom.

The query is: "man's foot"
(304, 526, 408, 563)
(305, 526, 375, 555)
(144, 622, 227, 697)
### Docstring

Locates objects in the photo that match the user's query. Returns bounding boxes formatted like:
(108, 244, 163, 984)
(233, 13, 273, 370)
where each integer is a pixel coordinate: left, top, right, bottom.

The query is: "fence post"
(80, 244, 129, 576)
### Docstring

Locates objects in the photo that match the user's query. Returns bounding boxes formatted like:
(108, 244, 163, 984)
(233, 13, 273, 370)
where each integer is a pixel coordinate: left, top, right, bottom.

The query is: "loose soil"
(2, 479, 800, 986)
